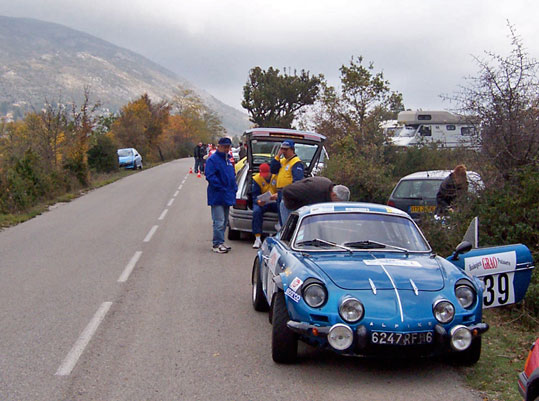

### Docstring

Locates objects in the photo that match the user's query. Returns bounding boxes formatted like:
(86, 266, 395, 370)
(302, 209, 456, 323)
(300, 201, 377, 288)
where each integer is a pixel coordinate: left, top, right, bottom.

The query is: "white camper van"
(392, 110, 478, 147)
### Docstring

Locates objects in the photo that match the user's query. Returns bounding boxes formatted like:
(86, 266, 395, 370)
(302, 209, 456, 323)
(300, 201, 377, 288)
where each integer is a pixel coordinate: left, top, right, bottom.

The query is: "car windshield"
(392, 179, 443, 200)
(250, 139, 320, 169)
(294, 213, 430, 252)
(117, 149, 132, 157)
(397, 126, 417, 137)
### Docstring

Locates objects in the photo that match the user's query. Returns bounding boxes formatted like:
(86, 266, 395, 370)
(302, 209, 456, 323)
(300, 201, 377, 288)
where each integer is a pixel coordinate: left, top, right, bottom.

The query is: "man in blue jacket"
(205, 137, 238, 253)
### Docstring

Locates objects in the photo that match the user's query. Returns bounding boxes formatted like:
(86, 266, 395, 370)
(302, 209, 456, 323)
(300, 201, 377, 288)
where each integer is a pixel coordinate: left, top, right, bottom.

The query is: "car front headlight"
(455, 285, 476, 309)
(433, 299, 455, 324)
(302, 283, 327, 308)
(339, 297, 364, 323)
(450, 325, 472, 351)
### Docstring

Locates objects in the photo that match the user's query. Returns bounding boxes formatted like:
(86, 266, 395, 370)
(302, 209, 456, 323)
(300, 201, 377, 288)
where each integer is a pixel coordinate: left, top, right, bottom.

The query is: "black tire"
(252, 258, 269, 312)
(452, 336, 481, 366)
(271, 291, 298, 363)
(227, 226, 240, 241)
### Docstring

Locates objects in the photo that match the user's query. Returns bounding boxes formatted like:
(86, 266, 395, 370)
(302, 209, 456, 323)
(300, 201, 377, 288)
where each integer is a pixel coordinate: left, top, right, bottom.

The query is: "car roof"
(243, 128, 326, 142)
(295, 202, 411, 219)
(399, 170, 481, 181)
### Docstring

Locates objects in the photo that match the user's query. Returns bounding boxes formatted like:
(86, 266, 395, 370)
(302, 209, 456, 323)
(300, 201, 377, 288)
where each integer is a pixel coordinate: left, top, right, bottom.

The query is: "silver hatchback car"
(227, 128, 326, 240)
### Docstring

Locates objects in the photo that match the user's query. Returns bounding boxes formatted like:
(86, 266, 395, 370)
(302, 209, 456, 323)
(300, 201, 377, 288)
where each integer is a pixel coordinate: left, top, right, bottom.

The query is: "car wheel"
(139, 162, 143, 170)
(452, 336, 481, 365)
(271, 291, 297, 364)
(227, 226, 240, 241)
(252, 258, 269, 312)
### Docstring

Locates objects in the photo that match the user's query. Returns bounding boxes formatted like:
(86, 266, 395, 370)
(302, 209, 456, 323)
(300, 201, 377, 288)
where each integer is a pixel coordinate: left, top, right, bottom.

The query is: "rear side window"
(392, 179, 443, 200)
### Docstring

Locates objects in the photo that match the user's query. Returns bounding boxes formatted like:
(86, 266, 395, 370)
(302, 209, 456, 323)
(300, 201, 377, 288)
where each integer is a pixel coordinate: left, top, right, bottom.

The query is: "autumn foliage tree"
(111, 94, 170, 162)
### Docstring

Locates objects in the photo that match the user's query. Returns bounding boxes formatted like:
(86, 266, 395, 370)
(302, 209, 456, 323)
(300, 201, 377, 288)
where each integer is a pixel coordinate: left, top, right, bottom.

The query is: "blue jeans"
(252, 202, 279, 235)
(211, 205, 230, 246)
(279, 201, 293, 226)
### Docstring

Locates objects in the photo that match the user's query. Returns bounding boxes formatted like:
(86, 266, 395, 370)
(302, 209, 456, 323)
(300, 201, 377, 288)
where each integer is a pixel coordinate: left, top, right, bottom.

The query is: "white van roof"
(398, 110, 466, 125)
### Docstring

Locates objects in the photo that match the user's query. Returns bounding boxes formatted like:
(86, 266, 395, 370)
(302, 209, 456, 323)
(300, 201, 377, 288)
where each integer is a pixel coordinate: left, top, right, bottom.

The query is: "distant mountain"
(0, 16, 250, 134)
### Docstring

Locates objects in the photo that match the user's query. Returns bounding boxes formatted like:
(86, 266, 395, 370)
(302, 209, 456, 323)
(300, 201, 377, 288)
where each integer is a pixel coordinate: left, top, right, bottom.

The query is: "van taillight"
(387, 200, 395, 207)
(235, 199, 248, 210)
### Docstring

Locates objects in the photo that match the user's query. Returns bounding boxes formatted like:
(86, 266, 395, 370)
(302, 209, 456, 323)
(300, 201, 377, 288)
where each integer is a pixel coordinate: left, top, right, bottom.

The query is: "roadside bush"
(87, 135, 118, 173)
(1, 149, 54, 212)
(63, 152, 88, 186)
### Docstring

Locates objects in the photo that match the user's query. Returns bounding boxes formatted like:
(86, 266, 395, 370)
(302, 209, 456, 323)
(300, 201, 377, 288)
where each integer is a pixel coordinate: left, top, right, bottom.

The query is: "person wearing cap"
(251, 163, 278, 248)
(205, 137, 238, 253)
(281, 177, 351, 224)
(270, 140, 304, 225)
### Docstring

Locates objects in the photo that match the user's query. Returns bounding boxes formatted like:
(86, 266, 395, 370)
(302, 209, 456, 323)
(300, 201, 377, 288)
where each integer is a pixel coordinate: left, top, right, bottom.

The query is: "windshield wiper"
(342, 240, 409, 253)
(297, 238, 353, 253)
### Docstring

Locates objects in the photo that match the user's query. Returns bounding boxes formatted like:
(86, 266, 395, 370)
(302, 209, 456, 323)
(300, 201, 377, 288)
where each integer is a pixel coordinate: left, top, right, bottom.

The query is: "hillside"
(0, 16, 250, 134)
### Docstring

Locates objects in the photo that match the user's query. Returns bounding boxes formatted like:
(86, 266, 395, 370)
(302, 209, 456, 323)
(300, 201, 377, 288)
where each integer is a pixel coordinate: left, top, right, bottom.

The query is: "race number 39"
(481, 272, 515, 308)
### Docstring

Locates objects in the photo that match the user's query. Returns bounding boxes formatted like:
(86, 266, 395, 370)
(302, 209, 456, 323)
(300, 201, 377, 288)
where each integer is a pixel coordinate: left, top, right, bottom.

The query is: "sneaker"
(222, 243, 232, 251)
(253, 237, 262, 249)
(212, 244, 228, 253)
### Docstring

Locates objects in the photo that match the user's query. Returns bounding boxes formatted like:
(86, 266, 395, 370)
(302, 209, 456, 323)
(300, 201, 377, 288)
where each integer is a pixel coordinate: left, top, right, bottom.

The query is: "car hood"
(306, 254, 444, 291)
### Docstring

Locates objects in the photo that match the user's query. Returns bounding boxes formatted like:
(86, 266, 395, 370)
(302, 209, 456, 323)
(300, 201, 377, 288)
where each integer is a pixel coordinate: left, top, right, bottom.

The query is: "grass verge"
(0, 168, 137, 229)
(461, 307, 538, 401)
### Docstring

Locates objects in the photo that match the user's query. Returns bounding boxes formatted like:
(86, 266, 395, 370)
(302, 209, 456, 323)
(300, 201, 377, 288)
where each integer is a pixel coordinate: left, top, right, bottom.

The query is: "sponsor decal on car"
(364, 259, 422, 267)
(464, 251, 517, 308)
(289, 277, 303, 292)
(285, 287, 301, 303)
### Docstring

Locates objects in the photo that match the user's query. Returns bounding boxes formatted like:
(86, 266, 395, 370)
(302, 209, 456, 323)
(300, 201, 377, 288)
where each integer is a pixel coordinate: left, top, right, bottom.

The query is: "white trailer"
(391, 110, 478, 147)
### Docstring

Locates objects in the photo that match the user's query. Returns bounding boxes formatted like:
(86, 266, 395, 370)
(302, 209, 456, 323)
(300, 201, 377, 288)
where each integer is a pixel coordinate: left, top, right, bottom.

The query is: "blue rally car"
(252, 202, 535, 364)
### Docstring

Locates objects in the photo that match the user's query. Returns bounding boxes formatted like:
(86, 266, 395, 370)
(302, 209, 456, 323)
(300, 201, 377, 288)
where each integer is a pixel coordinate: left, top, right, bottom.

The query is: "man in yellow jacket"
(251, 163, 278, 248)
(270, 140, 304, 226)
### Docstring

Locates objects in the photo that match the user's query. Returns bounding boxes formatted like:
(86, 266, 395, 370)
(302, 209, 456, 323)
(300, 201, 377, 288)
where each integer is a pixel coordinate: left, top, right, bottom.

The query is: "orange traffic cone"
(189, 167, 193, 174)
(197, 171, 201, 178)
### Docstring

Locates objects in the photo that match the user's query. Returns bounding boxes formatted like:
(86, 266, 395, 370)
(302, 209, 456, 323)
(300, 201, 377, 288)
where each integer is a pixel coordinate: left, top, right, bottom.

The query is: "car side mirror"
(450, 241, 473, 261)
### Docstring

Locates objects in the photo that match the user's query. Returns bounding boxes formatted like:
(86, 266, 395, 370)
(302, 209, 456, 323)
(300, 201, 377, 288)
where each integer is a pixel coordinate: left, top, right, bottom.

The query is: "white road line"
(167, 198, 174, 207)
(158, 209, 168, 220)
(173, 190, 180, 197)
(55, 302, 113, 376)
(144, 225, 159, 242)
(118, 251, 142, 283)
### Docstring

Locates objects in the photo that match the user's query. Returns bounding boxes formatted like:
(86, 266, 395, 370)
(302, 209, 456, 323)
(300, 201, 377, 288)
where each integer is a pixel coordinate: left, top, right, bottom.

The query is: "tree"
(111, 94, 171, 162)
(452, 23, 539, 175)
(242, 66, 323, 128)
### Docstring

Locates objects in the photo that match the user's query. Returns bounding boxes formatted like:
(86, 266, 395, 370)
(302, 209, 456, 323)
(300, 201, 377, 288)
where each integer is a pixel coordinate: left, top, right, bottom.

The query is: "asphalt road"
(0, 158, 482, 401)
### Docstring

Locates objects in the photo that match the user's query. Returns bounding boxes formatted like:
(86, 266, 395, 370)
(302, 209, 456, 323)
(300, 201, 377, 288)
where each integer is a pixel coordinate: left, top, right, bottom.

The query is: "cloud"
(2, 0, 539, 110)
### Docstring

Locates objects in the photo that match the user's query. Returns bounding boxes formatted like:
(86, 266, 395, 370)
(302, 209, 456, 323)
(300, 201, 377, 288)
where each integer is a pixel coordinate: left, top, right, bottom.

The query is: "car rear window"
(117, 149, 132, 157)
(392, 179, 443, 200)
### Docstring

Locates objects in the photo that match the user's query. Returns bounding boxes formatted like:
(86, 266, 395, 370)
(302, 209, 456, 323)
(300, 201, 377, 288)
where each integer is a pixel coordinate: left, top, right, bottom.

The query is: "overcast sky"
(2, 0, 538, 112)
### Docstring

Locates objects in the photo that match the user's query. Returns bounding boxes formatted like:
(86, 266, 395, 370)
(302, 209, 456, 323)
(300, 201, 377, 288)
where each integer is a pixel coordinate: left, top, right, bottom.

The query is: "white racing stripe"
(144, 225, 159, 242)
(167, 198, 174, 207)
(118, 251, 142, 283)
(55, 302, 113, 376)
(380, 264, 404, 322)
(158, 209, 168, 220)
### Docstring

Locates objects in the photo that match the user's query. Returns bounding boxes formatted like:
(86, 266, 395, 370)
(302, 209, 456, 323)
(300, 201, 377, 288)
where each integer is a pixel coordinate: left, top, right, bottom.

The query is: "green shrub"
(87, 135, 119, 173)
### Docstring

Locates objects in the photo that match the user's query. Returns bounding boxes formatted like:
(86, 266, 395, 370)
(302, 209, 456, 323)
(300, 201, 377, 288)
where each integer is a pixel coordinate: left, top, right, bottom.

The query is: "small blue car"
(117, 148, 142, 169)
(252, 202, 534, 364)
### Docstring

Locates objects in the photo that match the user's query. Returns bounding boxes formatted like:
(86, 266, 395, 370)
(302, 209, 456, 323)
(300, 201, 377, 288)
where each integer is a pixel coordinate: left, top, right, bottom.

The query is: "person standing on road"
(193, 142, 206, 174)
(205, 137, 238, 253)
(270, 140, 304, 226)
(281, 177, 350, 224)
(251, 163, 279, 249)
(435, 164, 469, 214)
